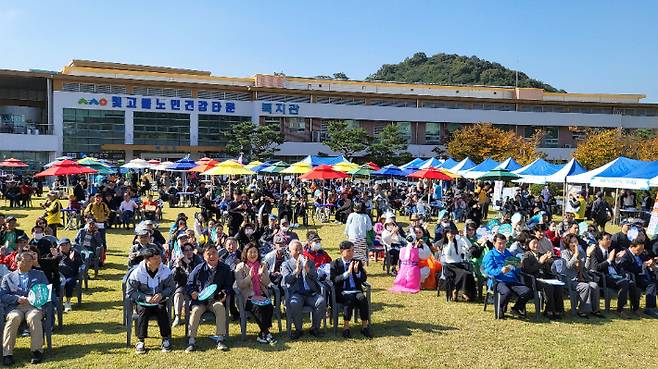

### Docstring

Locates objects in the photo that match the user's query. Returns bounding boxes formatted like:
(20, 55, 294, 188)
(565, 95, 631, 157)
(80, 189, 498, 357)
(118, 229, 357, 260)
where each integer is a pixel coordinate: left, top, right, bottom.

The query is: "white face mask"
(33, 233, 43, 240)
(280, 226, 289, 232)
(245, 229, 254, 236)
(311, 242, 321, 252)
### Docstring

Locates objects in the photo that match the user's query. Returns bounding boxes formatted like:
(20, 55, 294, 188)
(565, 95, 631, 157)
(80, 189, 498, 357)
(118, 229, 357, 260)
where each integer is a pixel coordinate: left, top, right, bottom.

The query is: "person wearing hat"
(129, 229, 160, 268)
(381, 217, 406, 275)
(0, 251, 49, 365)
(236, 220, 262, 250)
(0, 217, 26, 254)
(330, 240, 372, 339)
(74, 219, 103, 270)
(126, 247, 175, 354)
(304, 232, 331, 272)
(83, 194, 110, 263)
(140, 220, 166, 247)
(57, 238, 83, 312)
(41, 191, 62, 237)
(344, 202, 372, 262)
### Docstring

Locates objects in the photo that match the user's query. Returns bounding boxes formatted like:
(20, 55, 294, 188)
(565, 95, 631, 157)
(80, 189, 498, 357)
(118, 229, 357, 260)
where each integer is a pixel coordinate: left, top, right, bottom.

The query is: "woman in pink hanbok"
(389, 227, 431, 293)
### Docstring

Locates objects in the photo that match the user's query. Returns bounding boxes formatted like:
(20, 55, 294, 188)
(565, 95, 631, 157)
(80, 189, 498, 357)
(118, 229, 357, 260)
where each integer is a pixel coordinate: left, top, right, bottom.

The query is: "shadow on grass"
(371, 302, 405, 312)
(370, 319, 458, 337)
(9, 342, 126, 364)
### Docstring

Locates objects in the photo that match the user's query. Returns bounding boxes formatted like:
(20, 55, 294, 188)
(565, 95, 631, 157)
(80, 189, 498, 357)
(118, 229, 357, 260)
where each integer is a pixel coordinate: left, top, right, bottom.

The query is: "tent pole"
(614, 187, 620, 225)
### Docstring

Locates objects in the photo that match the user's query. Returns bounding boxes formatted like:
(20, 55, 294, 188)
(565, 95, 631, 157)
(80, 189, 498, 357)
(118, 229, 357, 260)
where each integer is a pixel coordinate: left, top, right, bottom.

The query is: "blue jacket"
(483, 247, 520, 288)
(185, 262, 234, 306)
(0, 269, 49, 311)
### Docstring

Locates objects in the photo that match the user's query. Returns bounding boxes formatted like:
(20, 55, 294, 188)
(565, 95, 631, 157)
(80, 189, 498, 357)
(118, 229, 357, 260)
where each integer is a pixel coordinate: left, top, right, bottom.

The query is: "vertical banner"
(646, 193, 658, 237)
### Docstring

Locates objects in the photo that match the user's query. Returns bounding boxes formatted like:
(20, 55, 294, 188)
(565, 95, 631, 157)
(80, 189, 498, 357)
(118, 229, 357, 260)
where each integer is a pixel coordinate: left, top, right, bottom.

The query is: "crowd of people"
(0, 167, 657, 361)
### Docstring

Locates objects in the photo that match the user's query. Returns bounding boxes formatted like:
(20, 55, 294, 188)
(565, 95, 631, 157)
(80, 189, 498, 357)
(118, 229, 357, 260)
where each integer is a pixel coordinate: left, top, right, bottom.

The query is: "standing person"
(330, 241, 372, 339)
(126, 248, 175, 354)
(42, 191, 62, 237)
(185, 244, 234, 352)
(234, 243, 277, 345)
(590, 192, 612, 232)
(344, 202, 372, 262)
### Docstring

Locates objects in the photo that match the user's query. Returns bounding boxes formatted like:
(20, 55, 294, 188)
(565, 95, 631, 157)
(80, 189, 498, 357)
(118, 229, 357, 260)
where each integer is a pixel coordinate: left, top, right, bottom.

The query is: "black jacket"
(330, 258, 367, 303)
(185, 262, 234, 306)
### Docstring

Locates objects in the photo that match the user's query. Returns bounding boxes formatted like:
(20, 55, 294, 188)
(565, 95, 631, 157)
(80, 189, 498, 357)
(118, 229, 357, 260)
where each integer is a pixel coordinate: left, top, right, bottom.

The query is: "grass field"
(2, 199, 657, 369)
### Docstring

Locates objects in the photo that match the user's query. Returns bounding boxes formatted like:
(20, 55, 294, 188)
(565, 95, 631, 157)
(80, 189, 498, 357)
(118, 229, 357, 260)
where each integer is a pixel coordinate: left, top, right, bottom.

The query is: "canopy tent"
(202, 160, 255, 176)
(437, 158, 458, 169)
(34, 160, 97, 178)
(365, 162, 381, 171)
(513, 158, 562, 184)
(195, 157, 214, 164)
(299, 165, 349, 180)
(494, 157, 522, 172)
(244, 161, 263, 170)
(478, 169, 521, 181)
(121, 158, 150, 170)
(152, 161, 174, 171)
(281, 162, 313, 174)
(300, 155, 347, 167)
(544, 158, 587, 183)
(566, 157, 642, 184)
(44, 156, 73, 168)
(167, 157, 197, 171)
(0, 158, 28, 168)
(588, 160, 657, 189)
(189, 159, 219, 173)
(147, 159, 160, 167)
(400, 158, 425, 170)
(332, 161, 360, 172)
(251, 161, 276, 173)
(348, 164, 375, 177)
(372, 164, 406, 177)
(419, 157, 443, 169)
(448, 157, 476, 173)
(260, 161, 290, 174)
(462, 158, 500, 179)
(408, 167, 455, 203)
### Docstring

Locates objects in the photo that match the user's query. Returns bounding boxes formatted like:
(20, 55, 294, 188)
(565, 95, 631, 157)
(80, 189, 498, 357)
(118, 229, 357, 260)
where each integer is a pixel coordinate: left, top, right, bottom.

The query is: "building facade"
(2, 59, 658, 168)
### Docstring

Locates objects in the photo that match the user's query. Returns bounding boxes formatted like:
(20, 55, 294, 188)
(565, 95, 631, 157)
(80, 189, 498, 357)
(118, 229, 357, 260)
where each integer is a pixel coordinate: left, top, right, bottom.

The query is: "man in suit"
(330, 241, 372, 339)
(611, 220, 632, 252)
(615, 239, 658, 318)
(281, 240, 326, 339)
(585, 232, 632, 318)
(185, 244, 235, 352)
(0, 252, 48, 365)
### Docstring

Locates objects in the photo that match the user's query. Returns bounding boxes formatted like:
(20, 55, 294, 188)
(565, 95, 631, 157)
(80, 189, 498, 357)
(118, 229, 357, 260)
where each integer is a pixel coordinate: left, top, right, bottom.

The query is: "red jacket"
(303, 249, 332, 268)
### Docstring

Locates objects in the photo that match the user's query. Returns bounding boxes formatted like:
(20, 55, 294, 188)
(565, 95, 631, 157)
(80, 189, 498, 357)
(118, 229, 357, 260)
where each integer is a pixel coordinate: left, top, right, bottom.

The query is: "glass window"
(543, 127, 559, 147)
(198, 115, 250, 147)
(425, 122, 441, 144)
(286, 117, 306, 133)
(396, 121, 411, 143)
(62, 108, 125, 154)
(133, 112, 189, 146)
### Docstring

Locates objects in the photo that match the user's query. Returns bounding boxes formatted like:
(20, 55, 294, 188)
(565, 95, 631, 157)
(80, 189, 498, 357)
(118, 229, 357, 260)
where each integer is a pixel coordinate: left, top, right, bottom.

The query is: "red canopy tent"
(0, 158, 29, 168)
(188, 159, 219, 173)
(299, 165, 348, 180)
(408, 167, 455, 204)
(365, 162, 381, 171)
(34, 160, 97, 178)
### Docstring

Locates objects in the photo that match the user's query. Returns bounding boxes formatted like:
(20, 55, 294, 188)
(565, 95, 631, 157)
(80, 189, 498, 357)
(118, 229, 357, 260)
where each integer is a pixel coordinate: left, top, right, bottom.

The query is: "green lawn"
(2, 199, 656, 369)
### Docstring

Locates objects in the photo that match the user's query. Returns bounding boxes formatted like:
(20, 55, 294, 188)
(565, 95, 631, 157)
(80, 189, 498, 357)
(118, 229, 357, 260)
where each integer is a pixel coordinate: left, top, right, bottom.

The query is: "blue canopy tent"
(544, 158, 587, 183)
(168, 157, 196, 171)
(419, 157, 443, 169)
(513, 158, 562, 184)
(494, 157, 522, 172)
(372, 164, 406, 177)
(437, 157, 458, 169)
(462, 158, 500, 179)
(252, 161, 276, 173)
(589, 160, 657, 190)
(567, 157, 643, 184)
(300, 155, 347, 167)
(400, 158, 425, 170)
(449, 157, 476, 173)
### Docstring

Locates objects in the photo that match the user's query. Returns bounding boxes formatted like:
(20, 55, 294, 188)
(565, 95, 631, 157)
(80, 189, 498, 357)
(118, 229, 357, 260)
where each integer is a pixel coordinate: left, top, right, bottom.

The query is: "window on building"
(62, 108, 125, 154)
(425, 122, 441, 144)
(396, 121, 411, 143)
(133, 112, 189, 146)
(543, 127, 559, 147)
(198, 115, 250, 147)
(286, 117, 306, 134)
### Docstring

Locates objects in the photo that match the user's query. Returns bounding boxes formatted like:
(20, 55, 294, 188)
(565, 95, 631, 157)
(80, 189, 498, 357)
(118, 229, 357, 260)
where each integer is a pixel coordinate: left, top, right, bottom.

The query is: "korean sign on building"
(77, 95, 238, 114)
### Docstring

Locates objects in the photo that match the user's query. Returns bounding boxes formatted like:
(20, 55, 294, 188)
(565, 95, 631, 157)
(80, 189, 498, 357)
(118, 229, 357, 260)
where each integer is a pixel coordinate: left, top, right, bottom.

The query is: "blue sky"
(2, 1, 658, 101)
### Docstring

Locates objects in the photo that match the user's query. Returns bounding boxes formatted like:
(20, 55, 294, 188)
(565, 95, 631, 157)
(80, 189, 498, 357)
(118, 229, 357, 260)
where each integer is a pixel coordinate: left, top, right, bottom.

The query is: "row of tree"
(221, 120, 658, 169)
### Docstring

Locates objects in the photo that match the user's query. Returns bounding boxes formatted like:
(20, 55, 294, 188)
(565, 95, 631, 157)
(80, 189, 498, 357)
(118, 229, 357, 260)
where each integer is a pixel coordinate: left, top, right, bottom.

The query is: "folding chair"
(325, 280, 371, 336)
(282, 285, 327, 338)
(233, 285, 282, 341)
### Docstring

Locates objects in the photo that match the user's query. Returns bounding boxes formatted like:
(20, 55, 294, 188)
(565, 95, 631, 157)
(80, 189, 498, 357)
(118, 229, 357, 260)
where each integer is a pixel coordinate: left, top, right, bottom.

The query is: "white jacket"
(441, 236, 471, 264)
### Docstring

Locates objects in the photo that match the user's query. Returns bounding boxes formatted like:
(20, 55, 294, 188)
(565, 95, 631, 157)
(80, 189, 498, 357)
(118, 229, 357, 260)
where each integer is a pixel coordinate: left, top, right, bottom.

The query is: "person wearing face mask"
(74, 219, 104, 268)
(275, 218, 298, 245)
(304, 232, 331, 276)
(433, 214, 457, 244)
(28, 225, 46, 247)
(171, 242, 202, 327)
(236, 220, 261, 249)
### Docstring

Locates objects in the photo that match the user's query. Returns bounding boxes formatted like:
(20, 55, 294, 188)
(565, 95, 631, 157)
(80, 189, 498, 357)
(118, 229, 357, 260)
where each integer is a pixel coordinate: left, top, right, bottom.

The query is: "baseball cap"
(136, 229, 149, 236)
(273, 235, 286, 244)
(57, 238, 71, 246)
(177, 233, 189, 240)
(6, 216, 16, 222)
(308, 234, 322, 243)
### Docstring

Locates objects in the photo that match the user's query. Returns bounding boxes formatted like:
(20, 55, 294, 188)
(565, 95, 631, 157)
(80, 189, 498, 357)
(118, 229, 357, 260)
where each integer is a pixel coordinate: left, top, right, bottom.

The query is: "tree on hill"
(368, 52, 564, 92)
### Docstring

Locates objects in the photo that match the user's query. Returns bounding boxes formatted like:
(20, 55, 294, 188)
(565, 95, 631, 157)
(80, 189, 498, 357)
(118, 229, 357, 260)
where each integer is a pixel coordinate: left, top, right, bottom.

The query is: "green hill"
(367, 52, 564, 92)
